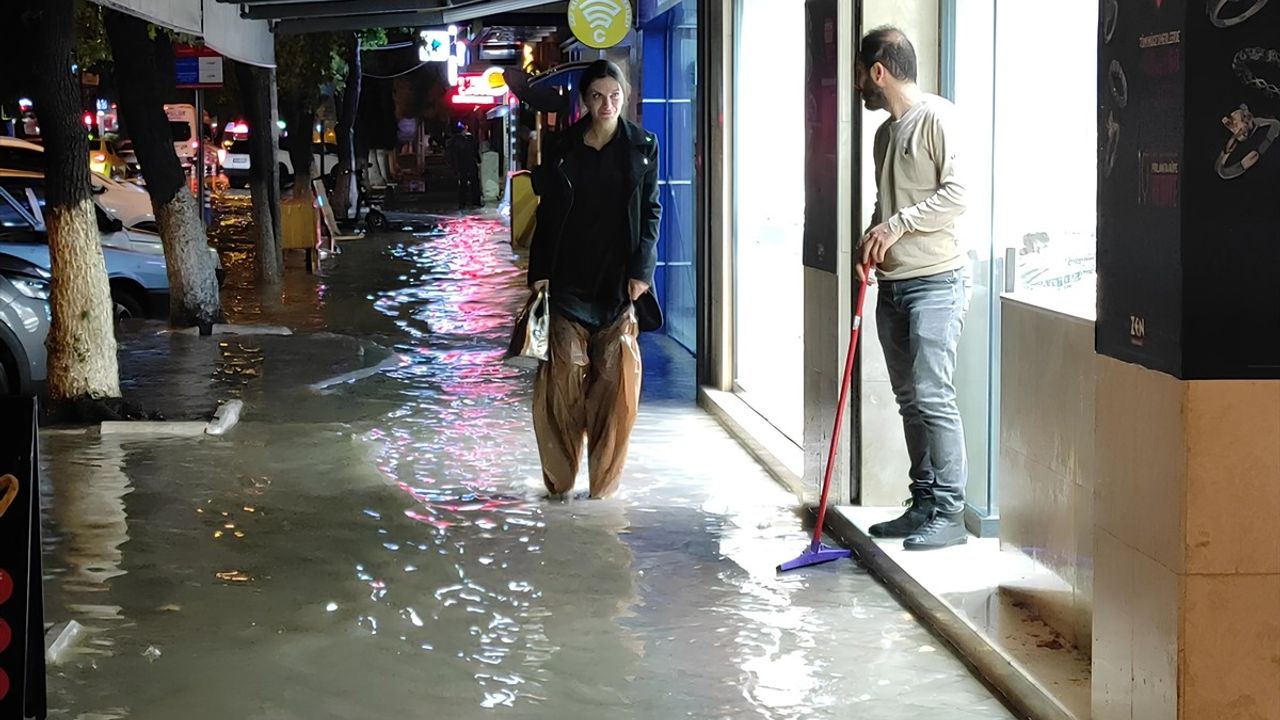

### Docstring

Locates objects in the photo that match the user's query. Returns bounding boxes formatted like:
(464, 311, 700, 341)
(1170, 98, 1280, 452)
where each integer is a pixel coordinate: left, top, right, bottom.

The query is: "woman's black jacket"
(527, 117, 661, 289)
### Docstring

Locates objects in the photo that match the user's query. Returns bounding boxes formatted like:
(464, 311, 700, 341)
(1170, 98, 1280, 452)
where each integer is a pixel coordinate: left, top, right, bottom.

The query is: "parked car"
(0, 136, 155, 231)
(88, 137, 128, 179)
(0, 252, 50, 396)
(0, 170, 224, 319)
(221, 136, 337, 190)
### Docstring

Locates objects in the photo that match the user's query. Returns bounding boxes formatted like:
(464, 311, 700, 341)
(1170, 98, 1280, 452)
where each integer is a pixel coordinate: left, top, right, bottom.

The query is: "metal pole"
(195, 88, 206, 226)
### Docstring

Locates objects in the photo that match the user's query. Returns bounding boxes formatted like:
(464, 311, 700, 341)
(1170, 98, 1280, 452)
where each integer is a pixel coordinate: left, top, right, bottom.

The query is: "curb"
(205, 399, 244, 436)
(823, 510, 1078, 720)
(169, 324, 293, 337)
(97, 399, 245, 437)
(100, 421, 208, 436)
(46, 620, 85, 665)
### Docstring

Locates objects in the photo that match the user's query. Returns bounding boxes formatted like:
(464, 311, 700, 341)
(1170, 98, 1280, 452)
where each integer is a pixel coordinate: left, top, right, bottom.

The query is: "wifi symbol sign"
(568, 0, 634, 49)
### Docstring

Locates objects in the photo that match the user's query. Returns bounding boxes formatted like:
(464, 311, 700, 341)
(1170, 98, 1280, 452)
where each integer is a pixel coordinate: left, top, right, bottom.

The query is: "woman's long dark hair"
(577, 59, 631, 106)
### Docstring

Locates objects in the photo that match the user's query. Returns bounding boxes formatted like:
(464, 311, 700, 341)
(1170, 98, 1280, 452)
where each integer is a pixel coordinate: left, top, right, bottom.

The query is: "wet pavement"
(40, 207, 1015, 719)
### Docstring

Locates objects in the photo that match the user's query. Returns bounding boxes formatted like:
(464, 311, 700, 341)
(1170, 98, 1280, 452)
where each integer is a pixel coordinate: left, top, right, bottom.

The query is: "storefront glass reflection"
(732, 0, 806, 443)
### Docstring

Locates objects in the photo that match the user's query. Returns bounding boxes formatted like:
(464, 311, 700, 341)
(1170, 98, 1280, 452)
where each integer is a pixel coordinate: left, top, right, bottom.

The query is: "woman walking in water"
(527, 59, 662, 499)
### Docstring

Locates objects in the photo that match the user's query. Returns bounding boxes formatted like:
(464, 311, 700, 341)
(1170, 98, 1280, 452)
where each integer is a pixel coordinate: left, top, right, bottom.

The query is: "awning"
(224, 0, 567, 35)
(203, 0, 276, 67)
(94, 0, 276, 67)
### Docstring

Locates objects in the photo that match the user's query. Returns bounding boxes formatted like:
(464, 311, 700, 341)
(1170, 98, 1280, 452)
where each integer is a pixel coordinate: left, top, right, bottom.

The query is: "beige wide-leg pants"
(532, 309, 642, 498)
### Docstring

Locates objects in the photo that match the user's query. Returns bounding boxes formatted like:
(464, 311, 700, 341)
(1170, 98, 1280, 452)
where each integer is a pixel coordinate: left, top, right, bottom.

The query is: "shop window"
(993, 2, 1099, 319)
(732, 0, 806, 443)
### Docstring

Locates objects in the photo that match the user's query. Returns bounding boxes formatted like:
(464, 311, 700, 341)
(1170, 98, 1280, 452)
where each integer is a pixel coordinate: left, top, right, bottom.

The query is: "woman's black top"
(549, 132, 633, 331)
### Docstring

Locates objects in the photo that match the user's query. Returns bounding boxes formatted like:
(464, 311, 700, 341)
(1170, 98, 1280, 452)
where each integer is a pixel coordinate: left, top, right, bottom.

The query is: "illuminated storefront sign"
(451, 68, 509, 105)
(419, 30, 451, 62)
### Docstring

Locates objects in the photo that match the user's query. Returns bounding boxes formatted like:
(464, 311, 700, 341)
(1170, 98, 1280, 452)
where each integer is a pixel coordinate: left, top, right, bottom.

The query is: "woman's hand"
(628, 279, 650, 301)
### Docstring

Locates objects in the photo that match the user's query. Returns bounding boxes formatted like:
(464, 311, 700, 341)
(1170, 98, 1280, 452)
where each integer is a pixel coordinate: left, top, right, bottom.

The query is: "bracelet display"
(1208, 0, 1270, 28)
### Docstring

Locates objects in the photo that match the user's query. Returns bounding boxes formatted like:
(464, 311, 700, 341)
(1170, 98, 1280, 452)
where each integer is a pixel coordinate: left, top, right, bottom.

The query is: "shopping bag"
(505, 287, 550, 367)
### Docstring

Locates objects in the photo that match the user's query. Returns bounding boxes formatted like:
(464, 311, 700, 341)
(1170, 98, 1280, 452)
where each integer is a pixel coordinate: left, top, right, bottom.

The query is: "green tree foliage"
(275, 28, 390, 106)
(74, 0, 111, 69)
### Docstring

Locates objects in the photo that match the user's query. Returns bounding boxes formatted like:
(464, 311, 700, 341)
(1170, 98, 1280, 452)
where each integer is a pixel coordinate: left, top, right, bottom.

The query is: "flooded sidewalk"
(40, 213, 1014, 719)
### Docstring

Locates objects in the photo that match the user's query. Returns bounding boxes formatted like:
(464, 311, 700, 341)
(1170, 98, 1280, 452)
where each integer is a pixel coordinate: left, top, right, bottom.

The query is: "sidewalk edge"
(824, 511, 1080, 720)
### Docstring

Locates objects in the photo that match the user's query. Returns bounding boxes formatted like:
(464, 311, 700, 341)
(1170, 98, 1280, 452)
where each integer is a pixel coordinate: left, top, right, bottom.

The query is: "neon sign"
(451, 68, 509, 106)
(449, 94, 498, 106)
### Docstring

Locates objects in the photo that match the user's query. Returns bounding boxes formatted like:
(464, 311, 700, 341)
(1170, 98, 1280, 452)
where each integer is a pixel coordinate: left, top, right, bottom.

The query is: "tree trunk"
(286, 99, 315, 202)
(234, 61, 282, 282)
(266, 68, 283, 239)
(23, 0, 121, 401)
(334, 36, 361, 221)
(104, 10, 223, 330)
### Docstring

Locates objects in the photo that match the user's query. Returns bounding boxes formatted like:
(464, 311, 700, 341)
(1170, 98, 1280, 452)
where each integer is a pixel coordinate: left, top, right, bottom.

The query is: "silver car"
(0, 253, 50, 396)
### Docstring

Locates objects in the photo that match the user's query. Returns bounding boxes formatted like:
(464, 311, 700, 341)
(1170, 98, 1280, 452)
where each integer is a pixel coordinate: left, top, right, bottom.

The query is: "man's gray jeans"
(876, 268, 969, 515)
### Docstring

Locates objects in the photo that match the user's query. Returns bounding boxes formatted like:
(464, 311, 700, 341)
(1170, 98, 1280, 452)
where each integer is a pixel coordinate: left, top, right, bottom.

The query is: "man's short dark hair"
(859, 26, 918, 83)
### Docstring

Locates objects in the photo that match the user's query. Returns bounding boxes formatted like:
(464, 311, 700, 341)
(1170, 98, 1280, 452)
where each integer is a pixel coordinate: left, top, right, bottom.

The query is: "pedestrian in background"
(446, 122, 481, 210)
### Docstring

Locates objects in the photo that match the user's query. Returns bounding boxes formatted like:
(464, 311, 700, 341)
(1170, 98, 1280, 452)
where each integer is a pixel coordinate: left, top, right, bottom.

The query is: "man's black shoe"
(869, 492, 935, 539)
(903, 511, 968, 551)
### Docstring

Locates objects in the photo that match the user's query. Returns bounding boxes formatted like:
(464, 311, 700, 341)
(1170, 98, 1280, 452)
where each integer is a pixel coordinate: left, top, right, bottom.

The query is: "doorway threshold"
(698, 386, 804, 497)
(827, 506, 1092, 720)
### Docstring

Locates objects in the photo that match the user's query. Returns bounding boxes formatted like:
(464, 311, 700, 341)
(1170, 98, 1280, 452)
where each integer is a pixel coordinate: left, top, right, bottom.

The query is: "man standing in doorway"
(856, 27, 970, 550)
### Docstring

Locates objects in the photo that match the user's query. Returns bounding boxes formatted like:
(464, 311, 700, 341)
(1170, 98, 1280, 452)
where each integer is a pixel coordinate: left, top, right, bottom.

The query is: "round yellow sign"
(567, 0, 633, 49)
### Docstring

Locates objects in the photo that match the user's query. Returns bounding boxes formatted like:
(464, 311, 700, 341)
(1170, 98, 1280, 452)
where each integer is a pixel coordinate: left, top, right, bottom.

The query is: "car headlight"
(10, 277, 50, 301)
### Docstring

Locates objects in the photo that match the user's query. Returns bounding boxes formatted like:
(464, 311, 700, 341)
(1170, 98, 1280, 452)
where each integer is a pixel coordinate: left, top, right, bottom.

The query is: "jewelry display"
(1105, 110, 1121, 178)
(1215, 104, 1279, 179)
(1233, 47, 1280, 100)
(1207, 0, 1270, 27)
(1110, 60, 1129, 109)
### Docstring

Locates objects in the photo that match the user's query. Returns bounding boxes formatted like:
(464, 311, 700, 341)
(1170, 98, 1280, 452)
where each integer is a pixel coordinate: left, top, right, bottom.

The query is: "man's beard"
(861, 86, 887, 111)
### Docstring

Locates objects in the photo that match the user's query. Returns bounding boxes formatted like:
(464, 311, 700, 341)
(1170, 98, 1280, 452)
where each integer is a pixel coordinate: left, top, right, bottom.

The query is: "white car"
(0, 170, 224, 318)
(221, 137, 335, 189)
(0, 136, 156, 231)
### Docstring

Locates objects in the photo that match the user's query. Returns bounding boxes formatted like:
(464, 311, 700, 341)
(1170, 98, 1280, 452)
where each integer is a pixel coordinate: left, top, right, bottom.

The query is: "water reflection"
(353, 216, 642, 709)
(42, 434, 132, 658)
(39, 208, 1014, 719)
